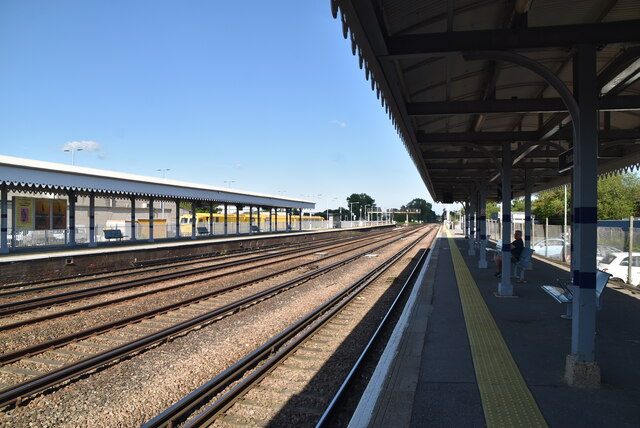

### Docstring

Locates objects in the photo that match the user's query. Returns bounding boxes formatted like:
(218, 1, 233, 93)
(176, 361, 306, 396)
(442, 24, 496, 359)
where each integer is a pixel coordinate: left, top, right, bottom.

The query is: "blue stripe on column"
(480, 234, 486, 240)
(502, 244, 512, 252)
(572, 270, 596, 289)
(480, 216, 486, 221)
(525, 235, 531, 241)
(525, 216, 531, 221)
(502, 215, 511, 222)
(573, 207, 597, 224)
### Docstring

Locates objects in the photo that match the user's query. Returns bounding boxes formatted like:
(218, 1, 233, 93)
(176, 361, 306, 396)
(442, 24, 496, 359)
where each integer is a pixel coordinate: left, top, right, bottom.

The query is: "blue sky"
(0, 1, 444, 214)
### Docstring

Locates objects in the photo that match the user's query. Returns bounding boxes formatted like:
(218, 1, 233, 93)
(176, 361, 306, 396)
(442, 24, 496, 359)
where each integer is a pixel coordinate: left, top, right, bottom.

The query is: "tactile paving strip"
(446, 229, 547, 428)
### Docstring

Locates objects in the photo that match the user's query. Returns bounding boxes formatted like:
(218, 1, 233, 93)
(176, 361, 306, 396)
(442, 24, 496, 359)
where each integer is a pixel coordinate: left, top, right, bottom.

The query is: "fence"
(6, 219, 394, 250)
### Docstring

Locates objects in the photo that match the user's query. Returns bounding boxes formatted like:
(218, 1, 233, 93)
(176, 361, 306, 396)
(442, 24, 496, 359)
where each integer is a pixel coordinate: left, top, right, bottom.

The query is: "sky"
(0, 1, 445, 214)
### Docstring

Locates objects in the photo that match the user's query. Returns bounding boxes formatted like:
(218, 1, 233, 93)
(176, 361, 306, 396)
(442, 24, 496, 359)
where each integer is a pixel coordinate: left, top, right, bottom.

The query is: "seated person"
(494, 230, 524, 278)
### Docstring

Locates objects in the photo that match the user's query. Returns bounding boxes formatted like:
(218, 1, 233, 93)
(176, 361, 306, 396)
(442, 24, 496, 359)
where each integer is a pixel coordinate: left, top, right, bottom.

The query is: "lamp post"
(64, 148, 83, 165)
(224, 180, 235, 187)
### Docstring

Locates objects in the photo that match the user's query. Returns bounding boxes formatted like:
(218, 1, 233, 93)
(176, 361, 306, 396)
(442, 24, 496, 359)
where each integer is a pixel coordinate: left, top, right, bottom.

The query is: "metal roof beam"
(385, 20, 640, 55)
(418, 130, 539, 143)
(421, 148, 563, 159)
(407, 95, 640, 116)
(418, 128, 640, 144)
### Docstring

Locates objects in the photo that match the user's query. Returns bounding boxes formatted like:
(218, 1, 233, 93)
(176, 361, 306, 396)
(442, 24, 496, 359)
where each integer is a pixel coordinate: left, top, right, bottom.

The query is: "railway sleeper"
(217, 412, 270, 427)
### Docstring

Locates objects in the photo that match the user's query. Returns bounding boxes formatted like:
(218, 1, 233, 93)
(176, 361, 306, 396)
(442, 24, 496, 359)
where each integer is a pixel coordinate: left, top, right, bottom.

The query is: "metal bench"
(513, 248, 534, 282)
(103, 229, 124, 241)
(540, 269, 611, 319)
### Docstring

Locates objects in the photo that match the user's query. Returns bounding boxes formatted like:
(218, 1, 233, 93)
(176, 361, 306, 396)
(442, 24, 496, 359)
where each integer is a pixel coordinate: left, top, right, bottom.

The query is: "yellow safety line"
(445, 228, 547, 428)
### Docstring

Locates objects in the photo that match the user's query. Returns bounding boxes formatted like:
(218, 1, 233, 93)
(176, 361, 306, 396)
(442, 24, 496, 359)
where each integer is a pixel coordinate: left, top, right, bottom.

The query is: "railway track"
(0, 230, 393, 298)
(142, 225, 437, 427)
(0, 226, 429, 409)
(0, 229, 401, 329)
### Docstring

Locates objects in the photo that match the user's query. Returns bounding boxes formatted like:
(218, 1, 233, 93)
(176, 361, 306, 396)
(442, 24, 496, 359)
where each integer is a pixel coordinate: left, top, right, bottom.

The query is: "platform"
(350, 227, 640, 427)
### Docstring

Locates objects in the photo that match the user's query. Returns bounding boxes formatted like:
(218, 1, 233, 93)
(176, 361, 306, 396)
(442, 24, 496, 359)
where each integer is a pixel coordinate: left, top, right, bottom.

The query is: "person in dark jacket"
(494, 230, 524, 277)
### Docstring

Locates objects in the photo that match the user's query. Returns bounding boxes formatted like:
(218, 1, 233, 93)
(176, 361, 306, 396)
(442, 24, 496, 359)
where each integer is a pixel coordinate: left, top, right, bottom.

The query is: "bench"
(512, 248, 534, 283)
(103, 229, 124, 241)
(197, 226, 209, 235)
(250, 225, 259, 233)
(540, 270, 611, 319)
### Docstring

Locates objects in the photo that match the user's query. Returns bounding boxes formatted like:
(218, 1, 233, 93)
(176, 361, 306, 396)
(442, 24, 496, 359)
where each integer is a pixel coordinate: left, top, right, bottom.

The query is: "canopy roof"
(333, 0, 640, 202)
(0, 155, 315, 210)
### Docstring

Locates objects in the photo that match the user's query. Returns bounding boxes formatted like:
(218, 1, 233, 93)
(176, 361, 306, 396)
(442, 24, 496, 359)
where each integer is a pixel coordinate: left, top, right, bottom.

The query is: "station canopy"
(332, 0, 640, 203)
(0, 155, 315, 210)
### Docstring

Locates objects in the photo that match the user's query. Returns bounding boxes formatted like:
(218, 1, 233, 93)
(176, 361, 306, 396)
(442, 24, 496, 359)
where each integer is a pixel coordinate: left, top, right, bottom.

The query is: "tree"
(532, 188, 567, 223)
(526, 172, 640, 223)
(597, 173, 640, 219)
(486, 202, 500, 219)
(346, 193, 375, 220)
(512, 198, 525, 212)
(396, 198, 437, 223)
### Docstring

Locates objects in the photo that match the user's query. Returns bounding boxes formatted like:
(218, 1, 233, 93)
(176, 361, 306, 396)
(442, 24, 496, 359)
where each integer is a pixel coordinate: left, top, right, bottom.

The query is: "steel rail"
(143, 226, 432, 428)
(0, 227, 426, 408)
(0, 228, 415, 361)
(0, 231, 372, 296)
(316, 246, 432, 426)
(0, 230, 393, 317)
(0, 230, 402, 332)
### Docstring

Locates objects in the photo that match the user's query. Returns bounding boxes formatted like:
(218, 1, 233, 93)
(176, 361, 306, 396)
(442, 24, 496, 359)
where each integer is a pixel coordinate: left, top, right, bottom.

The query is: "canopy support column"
(209, 203, 214, 236)
(249, 206, 254, 234)
(468, 195, 476, 256)
(130, 197, 137, 241)
(567, 44, 600, 387)
(478, 185, 488, 268)
(498, 143, 514, 296)
(224, 204, 228, 236)
(269, 208, 273, 233)
(235, 205, 240, 235)
(174, 199, 180, 238)
(68, 190, 76, 246)
(148, 198, 154, 243)
(1, 184, 8, 254)
(89, 192, 96, 247)
(464, 201, 470, 238)
(191, 202, 196, 239)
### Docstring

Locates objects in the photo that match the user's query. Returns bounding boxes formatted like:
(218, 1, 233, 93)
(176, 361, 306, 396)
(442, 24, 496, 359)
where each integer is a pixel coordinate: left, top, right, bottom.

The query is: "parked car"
(597, 251, 640, 286)
(596, 245, 622, 263)
(532, 238, 570, 260)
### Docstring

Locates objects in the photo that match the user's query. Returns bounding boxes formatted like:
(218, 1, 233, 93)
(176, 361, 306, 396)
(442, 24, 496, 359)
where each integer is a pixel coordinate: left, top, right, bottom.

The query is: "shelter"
(332, 0, 640, 386)
(0, 155, 315, 250)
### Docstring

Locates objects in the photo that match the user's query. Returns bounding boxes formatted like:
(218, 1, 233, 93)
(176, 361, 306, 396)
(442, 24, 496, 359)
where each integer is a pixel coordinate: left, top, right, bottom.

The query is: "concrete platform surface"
(350, 228, 640, 428)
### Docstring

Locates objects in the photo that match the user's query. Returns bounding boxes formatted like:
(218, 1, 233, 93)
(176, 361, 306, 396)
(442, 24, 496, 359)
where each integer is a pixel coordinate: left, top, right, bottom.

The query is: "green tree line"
(501, 172, 640, 223)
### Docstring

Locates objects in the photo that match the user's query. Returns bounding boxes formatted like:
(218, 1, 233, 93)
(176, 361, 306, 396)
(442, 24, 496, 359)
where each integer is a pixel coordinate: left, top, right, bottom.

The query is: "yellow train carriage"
(179, 212, 323, 234)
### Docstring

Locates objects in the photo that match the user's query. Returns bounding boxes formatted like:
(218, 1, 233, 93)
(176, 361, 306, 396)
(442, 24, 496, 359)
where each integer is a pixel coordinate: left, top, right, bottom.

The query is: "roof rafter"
(384, 20, 640, 55)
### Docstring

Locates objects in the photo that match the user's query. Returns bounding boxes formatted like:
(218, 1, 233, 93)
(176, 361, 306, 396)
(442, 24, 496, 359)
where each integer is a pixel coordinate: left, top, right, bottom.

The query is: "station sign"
(558, 148, 573, 173)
